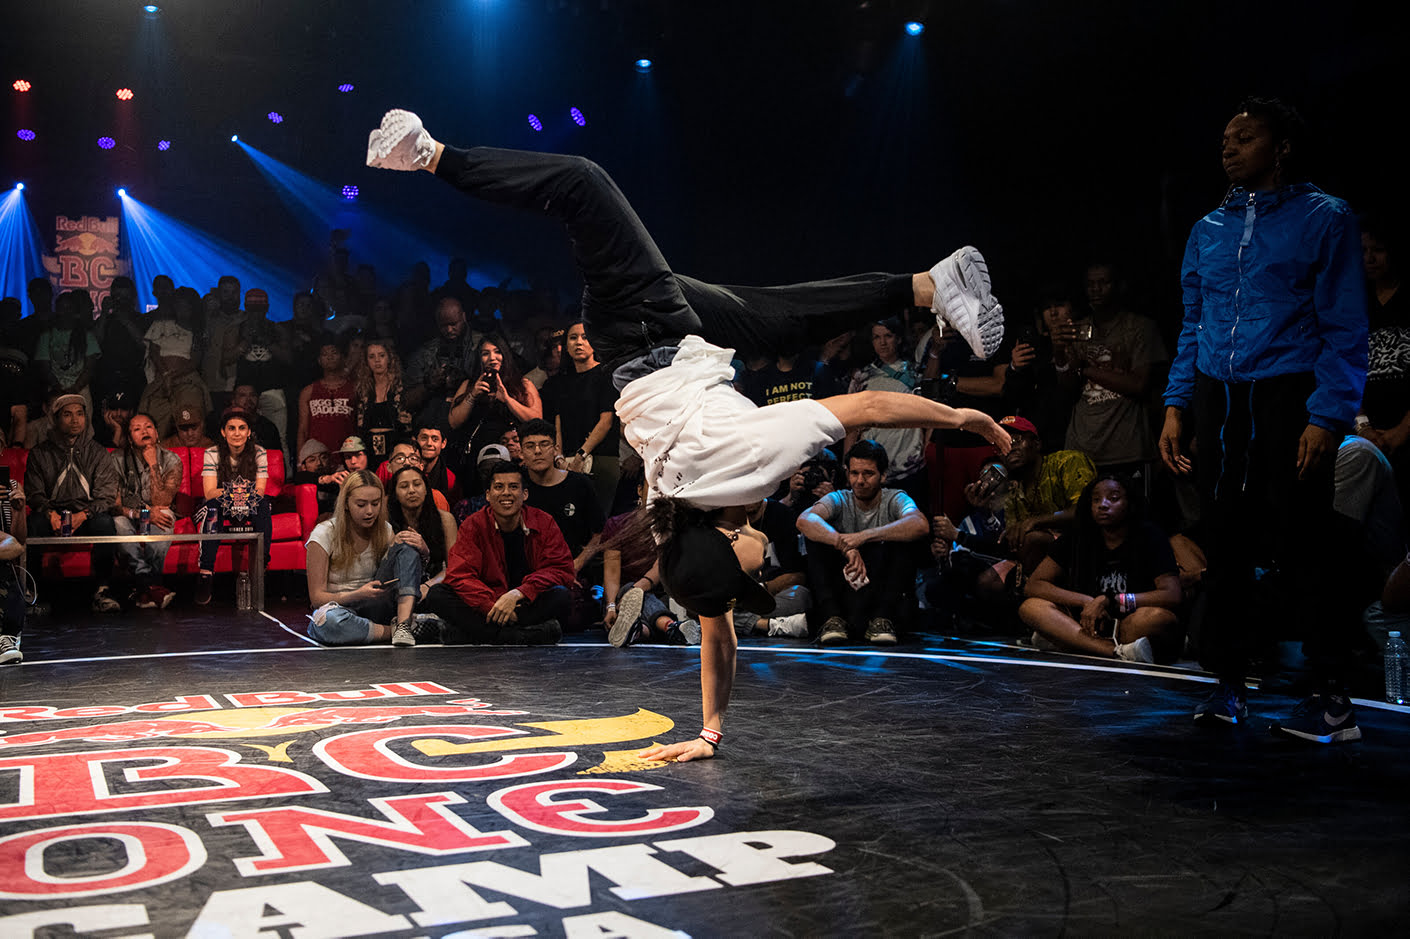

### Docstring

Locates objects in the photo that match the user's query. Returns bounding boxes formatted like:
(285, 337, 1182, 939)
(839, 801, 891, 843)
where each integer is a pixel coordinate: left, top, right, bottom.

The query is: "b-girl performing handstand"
(368, 109, 1010, 761)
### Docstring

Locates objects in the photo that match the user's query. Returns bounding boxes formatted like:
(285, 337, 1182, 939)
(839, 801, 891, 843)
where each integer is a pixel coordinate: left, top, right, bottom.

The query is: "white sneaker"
(609, 587, 646, 648)
(1114, 635, 1154, 664)
(767, 612, 810, 638)
(367, 109, 436, 171)
(930, 246, 1004, 359)
(0, 635, 21, 665)
(391, 621, 416, 647)
(1027, 630, 1058, 652)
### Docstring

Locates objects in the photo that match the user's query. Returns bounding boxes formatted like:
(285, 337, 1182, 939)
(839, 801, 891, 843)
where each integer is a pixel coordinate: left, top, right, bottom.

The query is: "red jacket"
(442, 505, 576, 612)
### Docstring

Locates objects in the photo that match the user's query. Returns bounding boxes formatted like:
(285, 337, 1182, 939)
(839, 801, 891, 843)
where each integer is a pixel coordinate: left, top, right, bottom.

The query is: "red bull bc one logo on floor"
(0, 681, 836, 936)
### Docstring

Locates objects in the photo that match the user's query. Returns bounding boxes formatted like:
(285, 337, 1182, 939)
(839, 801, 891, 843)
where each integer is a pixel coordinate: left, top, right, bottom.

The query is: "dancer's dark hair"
(1233, 96, 1307, 183)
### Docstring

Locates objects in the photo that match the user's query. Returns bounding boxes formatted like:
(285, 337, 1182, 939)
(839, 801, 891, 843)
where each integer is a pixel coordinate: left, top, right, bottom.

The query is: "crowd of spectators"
(0, 202, 1405, 684)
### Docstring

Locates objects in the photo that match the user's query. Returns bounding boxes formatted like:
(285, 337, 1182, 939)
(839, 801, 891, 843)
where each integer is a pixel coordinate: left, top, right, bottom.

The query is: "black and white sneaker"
(609, 587, 646, 647)
(1193, 682, 1248, 726)
(930, 246, 1004, 359)
(366, 109, 437, 171)
(0, 635, 21, 665)
(411, 613, 447, 643)
(1273, 693, 1362, 744)
(390, 621, 416, 648)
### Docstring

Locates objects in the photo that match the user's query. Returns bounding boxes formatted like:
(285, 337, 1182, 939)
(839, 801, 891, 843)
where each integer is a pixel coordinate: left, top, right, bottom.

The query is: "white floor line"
(261, 610, 321, 645)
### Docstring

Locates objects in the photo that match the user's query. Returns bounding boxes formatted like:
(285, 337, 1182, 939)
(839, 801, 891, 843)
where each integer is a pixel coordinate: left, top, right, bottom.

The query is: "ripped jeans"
(306, 543, 425, 645)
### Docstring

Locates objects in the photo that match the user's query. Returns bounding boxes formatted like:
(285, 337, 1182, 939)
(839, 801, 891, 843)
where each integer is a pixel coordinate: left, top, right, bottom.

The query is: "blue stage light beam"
(117, 191, 304, 317)
(905, 21, 925, 36)
(0, 187, 46, 309)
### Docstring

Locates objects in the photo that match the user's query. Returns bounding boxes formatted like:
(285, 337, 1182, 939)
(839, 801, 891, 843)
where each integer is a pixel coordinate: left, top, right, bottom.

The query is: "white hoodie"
(615, 335, 844, 508)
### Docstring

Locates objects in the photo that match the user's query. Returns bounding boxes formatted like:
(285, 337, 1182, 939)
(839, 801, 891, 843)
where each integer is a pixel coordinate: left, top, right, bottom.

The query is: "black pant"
(807, 540, 917, 632)
(420, 583, 571, 645)
(434, 146, 914, 369)
(28, 511, 116, 583)
(197, 498, 273, 572)
(1193, 370, 1357, 685)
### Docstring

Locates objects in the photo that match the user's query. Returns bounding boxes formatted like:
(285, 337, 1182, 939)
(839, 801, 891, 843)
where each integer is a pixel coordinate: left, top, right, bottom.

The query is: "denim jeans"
(114, 514, 173, 586)
(306, 543, 425, 645)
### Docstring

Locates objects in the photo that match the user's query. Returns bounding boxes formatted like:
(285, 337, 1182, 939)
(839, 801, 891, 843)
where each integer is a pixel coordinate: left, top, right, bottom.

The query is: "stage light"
(117, 188, 127, 197)
(231, 134, 239, 142)
(570, 107, 586, 127)
(157, 139, 171, 151)
(12, 80, 31, 93)
(634, 58, 653, 73)
(14, 183, 23, 191)
(16, 130, 35, 142)
(116, 88, 135, 101)
(527, 114, 543, 132)
(1, 184, 46, 307)
(904, 21, 925, 36)
(341, 185, 359, 200)
(337, 83, 354, 93)
(144, 4, 161, 12)
(267, 112, 283, 124)
(98, 137, 116, 150)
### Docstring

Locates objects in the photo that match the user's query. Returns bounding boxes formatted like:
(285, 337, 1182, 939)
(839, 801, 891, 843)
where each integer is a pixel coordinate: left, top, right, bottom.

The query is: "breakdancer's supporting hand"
(638, 612, 735, 763)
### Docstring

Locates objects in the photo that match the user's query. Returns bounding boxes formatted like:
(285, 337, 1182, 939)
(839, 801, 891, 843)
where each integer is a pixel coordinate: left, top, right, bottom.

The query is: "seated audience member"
(451, 443, 512, 523)
(305, 471, 422, 647)
(297, 335, 357, 454)
(1000, 414, 1096, 576)
(1060, 263, 1168, 482)
(415, 424, 457, 500)
(727, 497, 811, 639)
(94, 392, 135, 449)
(519, 419, 605, 577)
(1020, 474, 1183, 663)
(1357, 214, 1410, 511)
(797, 439, 930, 646)
(845, 319, 928, 501)
(162, 402, 214, 451)
(419, 460, 574, 645)
(387, 465, 458, 606)
(777, 451, 839, 515)
(337, 435, 370, 473)
(112, 412, 183, 610)
(379, 441, 451, 511)
(194, 408, 273, 606)
(540, 321, 620, 510)
(601, 460, 700, 647)
(142, 360, 214, 442)
(213, 383, 284, 454)
(1334, 435, 1408, 647)
(293, 438, 339, 517)
(1001, 290, 1080, 453)
(404, 296, 475, 413)
(24, 394, 123, 613)
(0, 480, 28, 664)
(926, 460, 1015, 627)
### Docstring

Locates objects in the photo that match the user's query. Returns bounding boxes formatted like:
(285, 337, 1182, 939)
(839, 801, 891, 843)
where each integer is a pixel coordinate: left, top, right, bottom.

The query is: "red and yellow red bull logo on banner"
(0, 681, 835, 936)
(41, 215, 129, 311)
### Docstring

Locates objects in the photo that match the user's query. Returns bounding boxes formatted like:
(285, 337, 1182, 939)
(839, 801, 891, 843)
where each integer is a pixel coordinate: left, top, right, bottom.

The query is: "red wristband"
(698, 727, 722, 748)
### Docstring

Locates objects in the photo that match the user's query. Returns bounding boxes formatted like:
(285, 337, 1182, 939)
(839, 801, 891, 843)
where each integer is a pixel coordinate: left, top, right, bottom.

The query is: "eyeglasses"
(521, 441, 555, 452)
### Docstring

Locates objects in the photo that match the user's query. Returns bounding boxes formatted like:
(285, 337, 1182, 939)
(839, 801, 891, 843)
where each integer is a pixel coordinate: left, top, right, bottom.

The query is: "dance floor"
(2, 598, 1407, 937)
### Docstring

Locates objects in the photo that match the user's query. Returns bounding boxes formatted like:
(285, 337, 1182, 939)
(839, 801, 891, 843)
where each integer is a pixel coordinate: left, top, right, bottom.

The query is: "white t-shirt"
(615, 335, 845, 508)
(306, 519, 395, 595)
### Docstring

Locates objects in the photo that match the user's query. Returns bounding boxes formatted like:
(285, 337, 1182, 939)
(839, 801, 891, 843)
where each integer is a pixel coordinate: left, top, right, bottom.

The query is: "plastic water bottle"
(1386, 631, 1408, 705)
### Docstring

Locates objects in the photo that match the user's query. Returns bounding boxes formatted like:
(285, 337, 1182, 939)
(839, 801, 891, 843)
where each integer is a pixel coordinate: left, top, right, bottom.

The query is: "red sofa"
(4, 447, 318, 577)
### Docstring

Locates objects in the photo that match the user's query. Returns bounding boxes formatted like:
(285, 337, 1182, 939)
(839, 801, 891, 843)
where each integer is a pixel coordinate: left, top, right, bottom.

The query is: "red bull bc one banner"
(0, 680, 836, 936)
(43, 215, 127, 310)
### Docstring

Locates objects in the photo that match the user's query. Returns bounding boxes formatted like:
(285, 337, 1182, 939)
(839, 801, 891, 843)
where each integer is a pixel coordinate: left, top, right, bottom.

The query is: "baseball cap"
(338, 435, 367, 454)
(175, 408, 201, 429)
(999, 415, 1038, 436)
(659, 525, 775, 618)
(477, 443, 512, 465)
(103, 391, 132, 411)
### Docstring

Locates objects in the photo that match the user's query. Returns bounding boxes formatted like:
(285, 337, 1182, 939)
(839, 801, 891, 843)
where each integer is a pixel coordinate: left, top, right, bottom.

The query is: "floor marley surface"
(1, 608, 1408, 937)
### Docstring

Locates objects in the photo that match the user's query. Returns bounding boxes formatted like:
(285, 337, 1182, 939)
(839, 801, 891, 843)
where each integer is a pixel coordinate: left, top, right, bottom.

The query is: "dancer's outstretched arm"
(638, 612, 736, 763)
(819, 390, 1012, 453)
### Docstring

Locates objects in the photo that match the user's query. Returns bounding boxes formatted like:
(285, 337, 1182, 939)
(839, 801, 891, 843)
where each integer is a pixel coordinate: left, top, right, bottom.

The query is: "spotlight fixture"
(16, 129, 35, 141)
(230, 134, 239, 142)
(15, 183, 24, 191)
(144, 4, 161, 13)
(267, 112, 283, 124)
(337, 83, 355, 93)
(157, 139, 171, 151)
(12, 80, 31, 92)
(527, 114, 543, 132)
(117, 188, 127, 197)
(98, 136, 117, 150)
(904, 21, 925, 36)
(116, 88, 135, 101)
(341, 185, 359, 200)
(569, 107, 586, 127)
(634, 58, 653, 73)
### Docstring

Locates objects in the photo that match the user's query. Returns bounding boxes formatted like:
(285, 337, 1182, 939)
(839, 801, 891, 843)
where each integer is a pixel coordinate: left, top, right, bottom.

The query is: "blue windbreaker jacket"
(1163, 183, 1367, 431)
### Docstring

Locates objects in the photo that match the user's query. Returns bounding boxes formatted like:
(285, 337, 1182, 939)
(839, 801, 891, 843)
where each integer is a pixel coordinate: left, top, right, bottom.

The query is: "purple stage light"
(337, 83, 355, 93)
(16, 129, 35, 141)
(157, 139, 171, 151)
(98, 136, 116, 150)
(267, 112, 284, 124)
(570, 107, 586, 127)
(527, 114, 543, 132)
(341, 185, 359, 200)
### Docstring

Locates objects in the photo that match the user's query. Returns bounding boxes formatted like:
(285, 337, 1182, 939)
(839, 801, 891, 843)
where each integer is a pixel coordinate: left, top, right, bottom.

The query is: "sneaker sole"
(819, 632, 849, 646)
(1274, 724, 1363, 744)
(367, 109, 430, 170)
(609, 588, 646, 647)
(391, 631, 416, 648)
(933, 246, 1004, 359)
(0, 651, 21, 665)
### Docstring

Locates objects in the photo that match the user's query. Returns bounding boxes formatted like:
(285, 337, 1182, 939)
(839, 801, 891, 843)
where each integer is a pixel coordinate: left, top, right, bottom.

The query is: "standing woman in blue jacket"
(1159, 97, 1368, 742)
